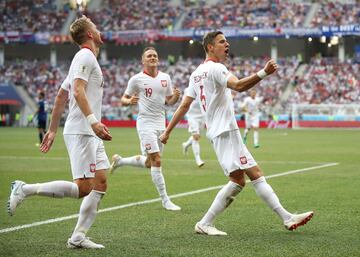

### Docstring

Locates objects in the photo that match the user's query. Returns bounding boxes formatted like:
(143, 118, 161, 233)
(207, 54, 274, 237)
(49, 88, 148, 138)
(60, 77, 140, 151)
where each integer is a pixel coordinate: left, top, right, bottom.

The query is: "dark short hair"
(202, 31, 224, 53)
(39, 92, 45, 98)
(142, 46, 157, 57)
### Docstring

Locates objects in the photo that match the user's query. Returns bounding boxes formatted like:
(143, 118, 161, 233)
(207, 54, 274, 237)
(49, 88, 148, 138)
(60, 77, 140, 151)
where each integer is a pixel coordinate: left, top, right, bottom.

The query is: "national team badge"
(90, 164, 96, 173)
(240, 156, 247, 165)
(161, 80, 167, 87)
(145, 144, 151, 150)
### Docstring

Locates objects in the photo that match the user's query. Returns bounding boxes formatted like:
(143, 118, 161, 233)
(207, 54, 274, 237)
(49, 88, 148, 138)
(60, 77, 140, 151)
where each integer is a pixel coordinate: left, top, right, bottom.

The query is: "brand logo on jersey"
(90, 164, 96, 172)
(145, 144, 151, 150)
(240, 156, 247, 165)
(161, 80, 167, 87)
(79, 64, 88, 74)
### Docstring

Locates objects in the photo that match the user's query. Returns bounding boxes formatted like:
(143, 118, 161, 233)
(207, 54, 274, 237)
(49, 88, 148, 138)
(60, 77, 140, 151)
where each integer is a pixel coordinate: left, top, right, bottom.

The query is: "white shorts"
(212, 130, 257, 176)
(188, 116, 205, 135)
(138, 129, 164, 155)
(64, 135, 110, 179)
(245, 114, 259, 128)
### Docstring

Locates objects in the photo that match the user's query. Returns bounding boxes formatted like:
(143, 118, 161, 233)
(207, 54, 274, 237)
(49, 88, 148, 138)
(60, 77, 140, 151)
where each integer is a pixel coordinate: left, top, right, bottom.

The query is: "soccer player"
(110, 47, 181, 211)
(7, 16, 112, 249)
(241, 89, 263, 148)
(181, 88, 206, 167)
(35, 91, 47, 145)
(160, 31, 313, 236)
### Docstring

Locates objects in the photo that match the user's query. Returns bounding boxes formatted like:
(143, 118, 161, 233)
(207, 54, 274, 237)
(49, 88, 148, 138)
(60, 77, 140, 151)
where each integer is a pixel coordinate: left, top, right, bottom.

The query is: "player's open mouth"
(225, 49, 229, 55)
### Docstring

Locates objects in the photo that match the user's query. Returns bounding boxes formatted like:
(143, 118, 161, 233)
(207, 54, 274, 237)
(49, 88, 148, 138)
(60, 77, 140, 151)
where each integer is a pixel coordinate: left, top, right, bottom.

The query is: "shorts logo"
(90, 164, 96, 173)
(145, 144, 151, 150)
(240, 156, 247, 165)
(161, 80, 167, 87)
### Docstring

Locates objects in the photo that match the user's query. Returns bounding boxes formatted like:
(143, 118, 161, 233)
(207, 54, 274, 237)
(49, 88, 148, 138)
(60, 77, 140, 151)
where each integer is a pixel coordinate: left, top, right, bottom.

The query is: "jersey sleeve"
(72, 51, 95, 82)
(125, 76, 138, 96)
(186, 76, 196, 99)
(60, 75, 70, 91)
(212, 63, 232, 88)
(166, 75, 173, 97)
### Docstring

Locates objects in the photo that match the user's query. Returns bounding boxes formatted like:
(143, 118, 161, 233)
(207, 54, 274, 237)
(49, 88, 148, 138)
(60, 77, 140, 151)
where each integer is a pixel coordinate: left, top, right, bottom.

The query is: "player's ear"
(87, 30, 93, 39)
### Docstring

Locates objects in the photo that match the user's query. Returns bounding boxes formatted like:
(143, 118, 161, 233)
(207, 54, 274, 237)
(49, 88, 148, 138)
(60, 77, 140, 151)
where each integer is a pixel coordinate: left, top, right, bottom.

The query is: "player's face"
(250, 91, 256, 98)
(142, 49, 159, 69)
(211, 34, 230, 62)
(89, 21, 103, 47)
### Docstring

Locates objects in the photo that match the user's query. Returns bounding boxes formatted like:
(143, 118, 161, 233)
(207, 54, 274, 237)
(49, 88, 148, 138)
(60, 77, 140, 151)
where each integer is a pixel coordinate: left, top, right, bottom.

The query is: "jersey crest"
(161, 80, 167, 87)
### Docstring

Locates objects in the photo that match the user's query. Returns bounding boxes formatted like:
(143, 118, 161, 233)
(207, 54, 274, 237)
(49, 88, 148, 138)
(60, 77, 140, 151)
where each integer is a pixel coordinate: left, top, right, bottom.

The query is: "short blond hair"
(70, 15, 92, 45)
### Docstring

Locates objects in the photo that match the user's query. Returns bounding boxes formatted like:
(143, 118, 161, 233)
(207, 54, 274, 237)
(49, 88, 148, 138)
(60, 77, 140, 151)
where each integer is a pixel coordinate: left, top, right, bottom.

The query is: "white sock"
(184, 136, 192, 148)
(150, 167, 169, 203)
(22, 181, 79, 198)
(192, 140, 202, 163)
(118, 155, 146, 168)
(200, 181, 242, 225)
(252, 176, 292, 221)
(244, 129, 249, 138)
(254, 131, 259, 145)
(71, 190, 105, 242)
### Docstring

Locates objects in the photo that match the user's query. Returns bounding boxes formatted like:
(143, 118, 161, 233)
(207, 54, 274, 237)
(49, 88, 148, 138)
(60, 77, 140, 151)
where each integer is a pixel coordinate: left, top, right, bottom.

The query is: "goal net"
(291, 104, 360, 129)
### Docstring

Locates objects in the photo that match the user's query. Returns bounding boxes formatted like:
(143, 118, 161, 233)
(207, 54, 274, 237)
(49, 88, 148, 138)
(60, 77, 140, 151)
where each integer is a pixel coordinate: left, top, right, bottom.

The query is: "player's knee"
(231, 178, 246, 187)
(145, 157, 151, 168)
(149, 153, 161, 167)
(94, 176, 107, 192)
(229, 170, 246, 187)
(193, 134, 200, 141)
(76, 181, 94, 198)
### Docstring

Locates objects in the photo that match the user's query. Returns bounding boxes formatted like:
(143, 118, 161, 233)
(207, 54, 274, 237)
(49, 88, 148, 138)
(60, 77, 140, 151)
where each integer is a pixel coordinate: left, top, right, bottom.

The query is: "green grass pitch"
(0, 127, 359, 257)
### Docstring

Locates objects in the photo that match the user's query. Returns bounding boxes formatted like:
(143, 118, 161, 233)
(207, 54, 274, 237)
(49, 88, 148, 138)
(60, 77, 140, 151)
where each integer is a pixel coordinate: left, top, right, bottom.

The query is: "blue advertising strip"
(0, 25, 359, 44)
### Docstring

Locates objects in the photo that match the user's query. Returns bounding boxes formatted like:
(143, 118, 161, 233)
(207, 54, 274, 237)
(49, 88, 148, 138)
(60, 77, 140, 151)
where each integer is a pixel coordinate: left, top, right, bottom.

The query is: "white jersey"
(63, 48, 104, 136)
(187, 60, 237, 139)
(60, 75, 70, 92)
(125, 71, 173, 130)
(185, 88, 204, 120)
(242, 96, 262, 117)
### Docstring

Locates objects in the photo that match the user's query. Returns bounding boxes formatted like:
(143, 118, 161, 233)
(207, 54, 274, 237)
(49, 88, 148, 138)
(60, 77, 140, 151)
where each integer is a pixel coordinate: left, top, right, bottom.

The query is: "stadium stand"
(311, 1, 360, 27)
(86, 0, 185, 31)
(283, 57, 360, 113)
(0, 0, 68, 33)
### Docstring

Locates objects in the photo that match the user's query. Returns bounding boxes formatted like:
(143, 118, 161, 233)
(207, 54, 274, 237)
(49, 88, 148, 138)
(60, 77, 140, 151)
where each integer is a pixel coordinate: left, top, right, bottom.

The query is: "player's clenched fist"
(264, 59, 278, 75)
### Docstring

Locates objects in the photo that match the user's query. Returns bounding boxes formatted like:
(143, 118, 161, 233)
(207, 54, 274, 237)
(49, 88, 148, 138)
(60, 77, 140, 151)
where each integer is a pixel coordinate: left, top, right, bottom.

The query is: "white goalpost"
(291, 104, 360, 129)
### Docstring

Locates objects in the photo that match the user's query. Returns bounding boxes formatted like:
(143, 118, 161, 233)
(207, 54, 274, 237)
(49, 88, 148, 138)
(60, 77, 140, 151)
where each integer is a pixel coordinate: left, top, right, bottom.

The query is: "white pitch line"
(0, 162, 339, 234)
(0, 155, 331, 165)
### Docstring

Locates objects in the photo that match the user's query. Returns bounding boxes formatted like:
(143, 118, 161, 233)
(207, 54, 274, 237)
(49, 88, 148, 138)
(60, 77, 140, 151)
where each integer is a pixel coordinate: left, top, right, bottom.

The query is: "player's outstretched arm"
(160, 96, 193, 144)
(40, 88, 68, 153)
(227, 59, 278, 92)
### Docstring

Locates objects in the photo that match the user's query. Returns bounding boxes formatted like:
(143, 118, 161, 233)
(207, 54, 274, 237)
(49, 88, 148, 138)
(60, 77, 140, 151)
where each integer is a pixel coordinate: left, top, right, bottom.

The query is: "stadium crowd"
(87, 0, 184, 31)
(1, 0, 358, 34)
(183, 0, 310, 29)
(0, 0, 68, 33)
(311, 1, 360, 27)
(284, 58, 360, 112)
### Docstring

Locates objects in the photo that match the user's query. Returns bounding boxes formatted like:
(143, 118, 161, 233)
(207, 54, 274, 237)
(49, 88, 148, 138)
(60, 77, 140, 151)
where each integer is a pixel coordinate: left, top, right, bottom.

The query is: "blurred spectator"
(183, 0, 310, 29)
(0, 0, 68, 33)
(311, 1, 359, 27)
(284, 58, 360, 112)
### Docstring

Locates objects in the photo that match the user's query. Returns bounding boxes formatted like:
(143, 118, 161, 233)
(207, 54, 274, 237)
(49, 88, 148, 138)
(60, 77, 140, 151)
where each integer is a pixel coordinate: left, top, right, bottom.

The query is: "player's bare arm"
(40, 88, 68, 153)
(227, 59, 278, 92)
(121, 94, 139, 106)
(74, 78, 112, 141)
(160, 95, 193, 144)
(165, 87, 180, 105)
